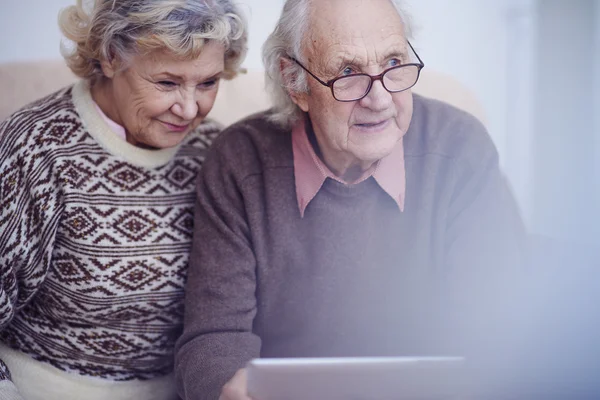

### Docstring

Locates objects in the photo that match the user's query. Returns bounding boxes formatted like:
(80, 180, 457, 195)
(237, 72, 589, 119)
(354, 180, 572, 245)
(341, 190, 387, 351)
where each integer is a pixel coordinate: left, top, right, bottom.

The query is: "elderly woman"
(0, 1, 246, 399)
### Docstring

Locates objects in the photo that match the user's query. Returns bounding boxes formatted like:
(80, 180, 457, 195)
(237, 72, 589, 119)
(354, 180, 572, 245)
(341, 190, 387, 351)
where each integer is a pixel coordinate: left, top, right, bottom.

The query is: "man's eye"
(388, 58, 401, 67)
(341, 67, 354, 76)
(158, 81, 177, 87)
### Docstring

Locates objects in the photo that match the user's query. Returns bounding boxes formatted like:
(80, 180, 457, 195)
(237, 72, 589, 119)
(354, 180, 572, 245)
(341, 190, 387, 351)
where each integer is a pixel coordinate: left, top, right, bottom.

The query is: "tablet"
(246, 356, 466, 400)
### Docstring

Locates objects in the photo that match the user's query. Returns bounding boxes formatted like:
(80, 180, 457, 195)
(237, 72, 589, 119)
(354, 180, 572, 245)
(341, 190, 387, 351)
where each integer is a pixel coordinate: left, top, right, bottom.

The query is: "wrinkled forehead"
(302, 0, 407, 68)
(127, 44, 226, 80)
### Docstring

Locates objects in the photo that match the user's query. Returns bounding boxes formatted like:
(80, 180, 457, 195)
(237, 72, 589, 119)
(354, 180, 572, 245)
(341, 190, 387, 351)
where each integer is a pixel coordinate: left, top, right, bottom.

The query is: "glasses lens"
(332, 75, 371, 101)
(383, 65, 420, 92)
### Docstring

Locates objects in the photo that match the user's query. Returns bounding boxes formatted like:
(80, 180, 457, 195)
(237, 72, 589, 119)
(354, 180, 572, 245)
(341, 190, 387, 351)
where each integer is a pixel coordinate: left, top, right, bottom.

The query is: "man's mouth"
(354, 119, 390, 130)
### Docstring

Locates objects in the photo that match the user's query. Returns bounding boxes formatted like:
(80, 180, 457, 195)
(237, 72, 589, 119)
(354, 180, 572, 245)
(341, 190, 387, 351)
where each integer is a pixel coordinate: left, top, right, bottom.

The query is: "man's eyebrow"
(380, 46, 409, 62)
(322, 45, 410, 75)
(323, 54, 365, 75)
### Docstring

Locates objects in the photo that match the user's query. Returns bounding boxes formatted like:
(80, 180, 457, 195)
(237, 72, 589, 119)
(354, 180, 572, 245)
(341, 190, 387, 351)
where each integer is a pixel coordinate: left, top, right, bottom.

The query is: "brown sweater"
(175, 94, 526, 400)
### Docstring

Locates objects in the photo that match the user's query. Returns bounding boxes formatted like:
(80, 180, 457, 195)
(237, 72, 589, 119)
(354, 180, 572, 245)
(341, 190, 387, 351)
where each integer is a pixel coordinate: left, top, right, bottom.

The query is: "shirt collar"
(291, 116, 406, 217)
(93, 100, 127, 141)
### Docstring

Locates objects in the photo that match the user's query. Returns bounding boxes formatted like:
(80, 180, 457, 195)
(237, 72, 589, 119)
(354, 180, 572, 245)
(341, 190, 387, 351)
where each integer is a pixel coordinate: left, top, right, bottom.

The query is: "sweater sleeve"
(0, 115, 64, 386)
(442, 117, 528, 362)
(175, 132, 261, 400)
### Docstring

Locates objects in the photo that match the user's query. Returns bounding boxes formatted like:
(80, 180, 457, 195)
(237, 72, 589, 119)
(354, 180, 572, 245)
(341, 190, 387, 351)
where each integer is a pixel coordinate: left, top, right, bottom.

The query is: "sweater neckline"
(322, 176, 380, 198)
(71, 80, 181, 169)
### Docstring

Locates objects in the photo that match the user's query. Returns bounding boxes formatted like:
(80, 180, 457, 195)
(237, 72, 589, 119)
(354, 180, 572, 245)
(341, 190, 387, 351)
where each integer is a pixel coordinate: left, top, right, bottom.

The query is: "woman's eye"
(158, 81, 177, 87)
(199, 78, 220, 89)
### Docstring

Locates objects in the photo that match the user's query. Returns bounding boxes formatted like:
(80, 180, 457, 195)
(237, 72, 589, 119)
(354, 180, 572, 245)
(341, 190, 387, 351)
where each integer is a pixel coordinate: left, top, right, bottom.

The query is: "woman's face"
(98, 42, 226, 149)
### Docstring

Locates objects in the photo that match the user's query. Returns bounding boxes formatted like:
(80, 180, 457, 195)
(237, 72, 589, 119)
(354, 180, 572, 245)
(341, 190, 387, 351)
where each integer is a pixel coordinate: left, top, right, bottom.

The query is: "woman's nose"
(172, 89, 199, 120)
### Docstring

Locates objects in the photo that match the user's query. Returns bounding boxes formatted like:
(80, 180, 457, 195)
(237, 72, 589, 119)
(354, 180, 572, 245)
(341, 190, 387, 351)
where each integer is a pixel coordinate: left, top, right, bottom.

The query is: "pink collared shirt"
(93, 101, 127, 141)
(291, 117, 406, 217)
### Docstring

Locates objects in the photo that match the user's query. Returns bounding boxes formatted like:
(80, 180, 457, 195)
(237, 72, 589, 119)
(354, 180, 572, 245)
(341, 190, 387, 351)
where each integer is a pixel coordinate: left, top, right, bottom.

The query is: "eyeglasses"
(290, 41, 424, 102)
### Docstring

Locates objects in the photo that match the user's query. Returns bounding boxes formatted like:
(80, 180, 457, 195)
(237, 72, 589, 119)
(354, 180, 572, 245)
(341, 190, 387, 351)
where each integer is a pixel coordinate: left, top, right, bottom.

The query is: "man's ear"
(280, 57, 309, 112)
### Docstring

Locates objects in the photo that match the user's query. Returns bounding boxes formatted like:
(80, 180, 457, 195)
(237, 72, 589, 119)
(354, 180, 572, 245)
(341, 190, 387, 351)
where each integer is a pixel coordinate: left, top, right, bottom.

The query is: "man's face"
(293, 0, 414, 178)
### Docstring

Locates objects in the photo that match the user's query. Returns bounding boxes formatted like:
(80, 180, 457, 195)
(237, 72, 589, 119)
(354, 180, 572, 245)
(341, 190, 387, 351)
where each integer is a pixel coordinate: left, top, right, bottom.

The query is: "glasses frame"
(290, 41, 425, 102)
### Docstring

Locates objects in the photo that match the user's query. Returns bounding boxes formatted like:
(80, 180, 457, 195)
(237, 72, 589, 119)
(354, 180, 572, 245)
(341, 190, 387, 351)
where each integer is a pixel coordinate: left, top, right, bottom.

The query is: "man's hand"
(219, 368, 253, 400)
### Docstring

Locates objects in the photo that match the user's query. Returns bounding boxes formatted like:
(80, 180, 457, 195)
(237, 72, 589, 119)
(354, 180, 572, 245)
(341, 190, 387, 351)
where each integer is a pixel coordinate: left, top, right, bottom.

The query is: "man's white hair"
(261, 0, 413, 127)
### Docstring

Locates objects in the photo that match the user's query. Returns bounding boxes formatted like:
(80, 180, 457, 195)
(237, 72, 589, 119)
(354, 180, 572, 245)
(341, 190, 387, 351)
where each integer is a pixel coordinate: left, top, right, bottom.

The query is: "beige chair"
(0, 59, 486, 126)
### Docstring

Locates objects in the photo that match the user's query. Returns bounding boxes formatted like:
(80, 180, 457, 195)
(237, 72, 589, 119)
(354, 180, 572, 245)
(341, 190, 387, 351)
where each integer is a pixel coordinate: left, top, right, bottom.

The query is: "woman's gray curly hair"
(59, 0, 248, 82)
(262, 0, 413, 128)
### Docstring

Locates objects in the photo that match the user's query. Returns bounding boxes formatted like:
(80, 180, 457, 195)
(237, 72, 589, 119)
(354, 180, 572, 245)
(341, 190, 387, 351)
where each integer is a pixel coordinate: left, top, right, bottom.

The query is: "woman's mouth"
(161, 121, 190, 132)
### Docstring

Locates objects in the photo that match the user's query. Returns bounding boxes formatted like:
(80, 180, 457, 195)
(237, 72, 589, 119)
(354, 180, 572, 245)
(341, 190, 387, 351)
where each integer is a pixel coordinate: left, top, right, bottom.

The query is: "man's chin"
(356, 138, 400, 160)
(355, 150, 394, 166)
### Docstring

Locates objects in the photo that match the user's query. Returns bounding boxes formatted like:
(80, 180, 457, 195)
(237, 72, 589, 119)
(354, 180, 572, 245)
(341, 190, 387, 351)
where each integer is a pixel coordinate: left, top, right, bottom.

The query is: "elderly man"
(175, 0, 526, 399)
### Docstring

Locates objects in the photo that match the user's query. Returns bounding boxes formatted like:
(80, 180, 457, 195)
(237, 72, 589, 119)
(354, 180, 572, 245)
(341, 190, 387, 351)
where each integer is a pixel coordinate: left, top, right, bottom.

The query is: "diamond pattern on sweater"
(165, 161, 196, 189)
(40, 116, 81, 145)
(110, 261, 163, 292)
(112, 211, 159, 242)
(104, 162, 152, 191)
(53, 253, 94, 285)
(0, 158, 23, 204)
(62, 207, 101, 239)
(58, 160, 95, 189)
(170, 208, 195, 238)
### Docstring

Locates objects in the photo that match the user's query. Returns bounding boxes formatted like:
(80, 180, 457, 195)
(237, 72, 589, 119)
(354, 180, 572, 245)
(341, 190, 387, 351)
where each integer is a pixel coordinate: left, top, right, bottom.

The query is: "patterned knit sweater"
(0, 81, 220, 382)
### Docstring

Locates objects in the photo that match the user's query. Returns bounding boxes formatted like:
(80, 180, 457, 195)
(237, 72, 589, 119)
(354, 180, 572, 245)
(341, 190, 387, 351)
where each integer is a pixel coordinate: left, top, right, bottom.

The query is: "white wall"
(531, 0, 597, 241)
(592, 0, 600, 238)
(0, 0, 74, 62)
(406, 0, 512, 156)
(503, 0, 538, 229)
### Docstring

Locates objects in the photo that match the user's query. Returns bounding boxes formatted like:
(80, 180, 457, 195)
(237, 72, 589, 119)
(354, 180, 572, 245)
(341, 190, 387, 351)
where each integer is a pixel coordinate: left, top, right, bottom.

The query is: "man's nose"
(359, 79, 393, 110)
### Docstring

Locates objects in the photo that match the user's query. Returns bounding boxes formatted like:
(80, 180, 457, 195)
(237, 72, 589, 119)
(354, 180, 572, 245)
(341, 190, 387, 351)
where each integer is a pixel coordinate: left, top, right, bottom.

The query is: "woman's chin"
(152, 130, 191, 149)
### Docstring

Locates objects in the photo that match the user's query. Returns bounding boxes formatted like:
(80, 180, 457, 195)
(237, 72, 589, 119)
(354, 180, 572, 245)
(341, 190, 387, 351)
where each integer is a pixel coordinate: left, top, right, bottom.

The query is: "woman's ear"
(280, 57, 309, 112)
(99, 53, 117, 79)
